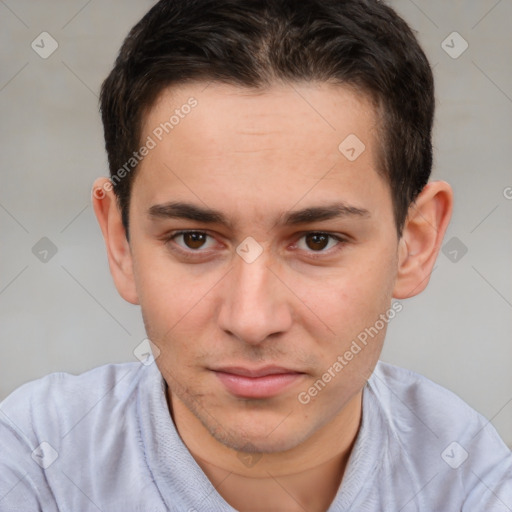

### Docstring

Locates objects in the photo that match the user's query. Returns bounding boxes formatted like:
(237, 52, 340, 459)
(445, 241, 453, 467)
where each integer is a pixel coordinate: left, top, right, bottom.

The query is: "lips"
(212, 366, 305, 399)
(215, 366, 298, 378)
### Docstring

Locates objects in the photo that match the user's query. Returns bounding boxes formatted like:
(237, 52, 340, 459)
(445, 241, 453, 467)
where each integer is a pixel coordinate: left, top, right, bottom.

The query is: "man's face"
(127, 81, 400, 453)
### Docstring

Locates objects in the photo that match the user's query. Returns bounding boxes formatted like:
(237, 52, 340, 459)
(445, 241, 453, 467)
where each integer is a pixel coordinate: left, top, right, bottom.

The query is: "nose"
(217, 250, 293, 345)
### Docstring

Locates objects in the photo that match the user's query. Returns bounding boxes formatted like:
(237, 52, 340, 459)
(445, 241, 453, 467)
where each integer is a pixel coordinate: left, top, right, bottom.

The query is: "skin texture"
(93, 81, 452, 511)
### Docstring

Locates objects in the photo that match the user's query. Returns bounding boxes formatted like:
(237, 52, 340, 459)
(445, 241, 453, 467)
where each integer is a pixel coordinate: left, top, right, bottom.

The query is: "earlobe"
(393, 181, 453, 299)
(92, 178, 139, 305)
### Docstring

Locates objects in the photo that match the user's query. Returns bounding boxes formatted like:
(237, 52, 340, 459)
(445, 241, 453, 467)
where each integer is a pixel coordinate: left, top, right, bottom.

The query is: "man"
(1, 0, 511, 510)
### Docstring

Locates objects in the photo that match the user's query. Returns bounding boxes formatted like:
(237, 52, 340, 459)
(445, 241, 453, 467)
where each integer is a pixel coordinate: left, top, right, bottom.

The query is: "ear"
(393, 181, 453, 299)
(92, 178, 139, 305)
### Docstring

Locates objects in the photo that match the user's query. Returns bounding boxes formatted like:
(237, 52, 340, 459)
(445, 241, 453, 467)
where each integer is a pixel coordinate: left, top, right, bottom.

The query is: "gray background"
(0, 0, 511, 447)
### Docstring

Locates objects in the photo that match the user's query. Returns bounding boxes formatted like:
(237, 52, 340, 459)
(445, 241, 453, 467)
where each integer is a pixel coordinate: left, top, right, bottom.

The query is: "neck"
(170, 391, 363, 512)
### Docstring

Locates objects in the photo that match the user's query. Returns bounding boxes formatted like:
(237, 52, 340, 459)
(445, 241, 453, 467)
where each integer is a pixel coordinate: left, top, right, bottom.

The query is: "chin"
(205, 413, 310, 454)
(219, 431, 306, 455)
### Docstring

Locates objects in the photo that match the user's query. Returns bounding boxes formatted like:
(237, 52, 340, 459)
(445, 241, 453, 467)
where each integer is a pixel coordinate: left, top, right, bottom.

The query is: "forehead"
(133, 81, 390, 226)
(142, 80, 379, 156)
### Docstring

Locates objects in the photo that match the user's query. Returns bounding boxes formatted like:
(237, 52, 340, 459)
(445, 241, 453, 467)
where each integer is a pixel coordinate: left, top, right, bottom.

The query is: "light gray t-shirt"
(0, 360, 511, 511)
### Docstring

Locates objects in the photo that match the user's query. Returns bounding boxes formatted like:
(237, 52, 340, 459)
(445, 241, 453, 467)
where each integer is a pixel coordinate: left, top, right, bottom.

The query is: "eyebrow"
(147, 201, 370, 227)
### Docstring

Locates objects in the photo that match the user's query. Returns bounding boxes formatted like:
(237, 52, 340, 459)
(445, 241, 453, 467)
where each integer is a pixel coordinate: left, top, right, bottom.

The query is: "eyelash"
(165, 230, 347, 260)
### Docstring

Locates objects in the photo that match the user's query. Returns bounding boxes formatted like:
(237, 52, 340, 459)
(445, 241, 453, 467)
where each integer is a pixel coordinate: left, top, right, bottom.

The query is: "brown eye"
(295, 232, 344, 254)
(305, 233, 329, 251)
(166, 230, 218, 257)
(182, 232, 208, 249)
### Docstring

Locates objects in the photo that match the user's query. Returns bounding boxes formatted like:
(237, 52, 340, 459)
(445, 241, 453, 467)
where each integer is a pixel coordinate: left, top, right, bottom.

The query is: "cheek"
(132, 246, 214, 343)
(296, 259, 395, 342)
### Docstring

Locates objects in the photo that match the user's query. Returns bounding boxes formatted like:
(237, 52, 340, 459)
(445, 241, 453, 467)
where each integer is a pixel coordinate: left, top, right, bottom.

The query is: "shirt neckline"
(138, 362, 386, 512)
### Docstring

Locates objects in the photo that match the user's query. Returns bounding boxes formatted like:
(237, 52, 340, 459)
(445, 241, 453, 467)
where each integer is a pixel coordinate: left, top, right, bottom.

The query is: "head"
(94, 0, 452, 458)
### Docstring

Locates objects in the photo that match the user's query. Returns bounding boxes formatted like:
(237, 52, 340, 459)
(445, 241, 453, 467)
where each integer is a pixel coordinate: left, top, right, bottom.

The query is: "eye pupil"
(306, 233, 329, 251)
(184, 232, 207, 249)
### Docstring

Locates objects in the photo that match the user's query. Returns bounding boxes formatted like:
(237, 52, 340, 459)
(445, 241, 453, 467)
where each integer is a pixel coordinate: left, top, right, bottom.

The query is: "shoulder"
(368, 360, 507, 447)
(0, 362, 144, 449)
(370, 360, 478, 422)
(1, 361, 143, 407)
(367, 361, 512, 509)
(0, 363, 164, 508)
